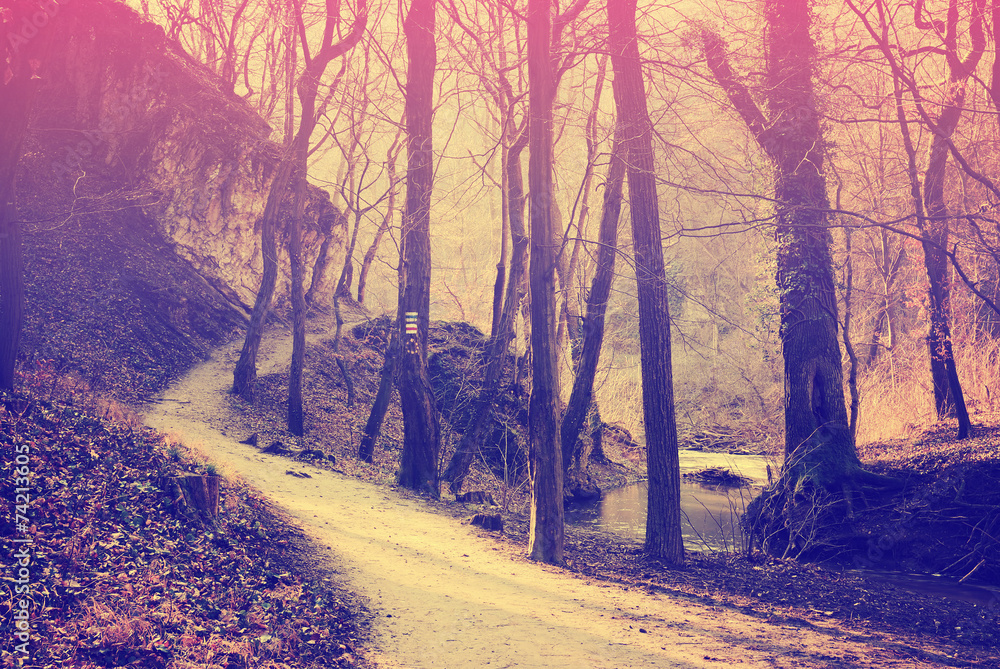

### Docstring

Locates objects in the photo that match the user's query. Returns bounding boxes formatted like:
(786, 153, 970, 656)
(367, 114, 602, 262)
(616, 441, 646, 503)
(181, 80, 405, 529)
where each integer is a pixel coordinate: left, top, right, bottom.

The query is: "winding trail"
(143, 325, 953, 668)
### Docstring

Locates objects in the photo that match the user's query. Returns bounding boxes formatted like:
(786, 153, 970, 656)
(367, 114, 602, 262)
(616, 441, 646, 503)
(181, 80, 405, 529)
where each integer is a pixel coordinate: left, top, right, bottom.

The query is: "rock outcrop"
(14, 1, 345, 400)
(31, 1, 345, 307)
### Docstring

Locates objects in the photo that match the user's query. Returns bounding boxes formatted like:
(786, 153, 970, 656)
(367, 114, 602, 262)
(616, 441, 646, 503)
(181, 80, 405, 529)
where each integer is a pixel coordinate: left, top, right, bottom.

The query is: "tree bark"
(358, 328, 397, 463)
(556, 59, 606, 357)
(560, 126, 625, 474)
(396, 0, 441, 495)
(0, 202, 23, 391)
(526, 0, 564, 565)
(288, 160, 308, 435)
(1, 5, 52, 391)
(285, 2, 367, 433)
(920, 73, 973, 434)
(704, 0, 891, 558)
(849, 0, 978, 438)
(232, 158, 292, 401)
(610, 0, 683, 564)
(305, 205, 345, 308)
(842, 227, 861, 443)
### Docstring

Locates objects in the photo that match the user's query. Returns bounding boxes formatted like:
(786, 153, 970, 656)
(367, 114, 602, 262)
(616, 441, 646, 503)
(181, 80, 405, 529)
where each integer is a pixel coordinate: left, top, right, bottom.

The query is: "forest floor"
(138, 313, 1000, 668)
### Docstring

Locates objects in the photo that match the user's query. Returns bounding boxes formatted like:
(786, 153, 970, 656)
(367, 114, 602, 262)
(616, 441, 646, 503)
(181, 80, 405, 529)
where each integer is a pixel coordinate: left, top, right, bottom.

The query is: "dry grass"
(16, 358, 145, 430)
(855, 329, 1000, 445)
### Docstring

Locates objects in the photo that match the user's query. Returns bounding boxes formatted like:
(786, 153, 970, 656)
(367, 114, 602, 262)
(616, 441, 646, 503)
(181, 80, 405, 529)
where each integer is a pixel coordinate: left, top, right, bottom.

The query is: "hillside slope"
(13, 0, 345, 400)
(0, 388, 367, 667)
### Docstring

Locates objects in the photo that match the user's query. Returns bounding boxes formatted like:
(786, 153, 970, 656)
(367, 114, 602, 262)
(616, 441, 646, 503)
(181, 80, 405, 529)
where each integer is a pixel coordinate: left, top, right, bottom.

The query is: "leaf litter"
(0, 389, 368, 669)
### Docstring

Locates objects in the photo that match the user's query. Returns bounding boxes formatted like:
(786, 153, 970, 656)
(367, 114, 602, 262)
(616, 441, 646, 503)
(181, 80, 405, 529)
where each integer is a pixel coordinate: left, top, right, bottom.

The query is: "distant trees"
(140, 0, 290, 124)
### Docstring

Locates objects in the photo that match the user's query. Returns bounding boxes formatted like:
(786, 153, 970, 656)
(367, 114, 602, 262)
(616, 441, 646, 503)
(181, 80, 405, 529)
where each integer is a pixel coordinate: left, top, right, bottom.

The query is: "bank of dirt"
(141, 318, 999, 668)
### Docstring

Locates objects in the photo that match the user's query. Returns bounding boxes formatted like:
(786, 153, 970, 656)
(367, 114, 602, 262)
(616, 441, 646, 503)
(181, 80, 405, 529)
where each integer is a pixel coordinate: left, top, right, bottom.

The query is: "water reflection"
(566, 451, 1000, 605)
(565, 479, 758, 552)
(566, 451, 770, 552)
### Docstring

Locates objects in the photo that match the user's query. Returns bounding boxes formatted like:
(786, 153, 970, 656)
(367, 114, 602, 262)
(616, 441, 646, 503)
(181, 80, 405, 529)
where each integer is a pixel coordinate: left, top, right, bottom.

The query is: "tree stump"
(471, 513, 503, 532)
(162, 475, 220, 523)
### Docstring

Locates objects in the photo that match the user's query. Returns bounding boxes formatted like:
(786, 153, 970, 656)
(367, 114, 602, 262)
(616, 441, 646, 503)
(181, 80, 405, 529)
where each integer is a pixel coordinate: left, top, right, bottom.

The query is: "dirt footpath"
(143, 328, 951, 668)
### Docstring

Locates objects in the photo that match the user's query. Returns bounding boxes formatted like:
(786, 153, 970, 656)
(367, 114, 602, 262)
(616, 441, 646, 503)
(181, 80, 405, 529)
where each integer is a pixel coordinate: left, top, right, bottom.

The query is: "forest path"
(144, 322, 949, 669)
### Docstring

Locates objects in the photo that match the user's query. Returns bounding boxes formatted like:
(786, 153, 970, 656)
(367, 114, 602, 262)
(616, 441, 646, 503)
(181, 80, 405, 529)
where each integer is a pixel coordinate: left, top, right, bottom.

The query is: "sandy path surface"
(143, 326, 951, 668)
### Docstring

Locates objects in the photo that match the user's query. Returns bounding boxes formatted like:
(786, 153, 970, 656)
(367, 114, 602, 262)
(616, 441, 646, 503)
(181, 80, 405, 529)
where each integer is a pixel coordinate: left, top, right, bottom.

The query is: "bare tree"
(439, 0, 590, 496)
(357, 130, 403, 304)
(437, 0, 530, 491)
(703, 0, 891, 558)
(609, 0, 682, 563)
(231, 0, 366, 420)
(396, 0, 441, 494)
(560, 124, 624, 478)
(845, 0, 979, 438)
(287, 0, 368, 435)
(525, 0, 564, 565)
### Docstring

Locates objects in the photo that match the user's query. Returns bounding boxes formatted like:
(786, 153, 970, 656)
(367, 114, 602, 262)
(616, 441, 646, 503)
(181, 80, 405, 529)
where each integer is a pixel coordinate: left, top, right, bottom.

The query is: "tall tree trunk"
(489, 4, 511, 342)
(705, 0, 892, 559)
(842, 227, 861, 443)
(232, 0, 299, 402)
(526, 0, 564, 565)
(920, 84, 972, 434)
(610, 0, 683, 564)
(232, 158, 293, 401)
(0, 201, 23, 392)
(306, 206, 346, 308)
(285, 1, 368, 432)
(766, 0, 857, 504)
(396, 0, 441, 495)
(288, 160, 308, 435)
(331, 295, 356, 406)
(491, 134, 511, 340)
(287, 73, 321, 437)
(851, 0, 979, 437)
(560, 126, 625, 473)
(1, 6, 53, 391)
(304, 231, 332, 309)
(556, 59, 606, 356)
(358, 328, 397, 463)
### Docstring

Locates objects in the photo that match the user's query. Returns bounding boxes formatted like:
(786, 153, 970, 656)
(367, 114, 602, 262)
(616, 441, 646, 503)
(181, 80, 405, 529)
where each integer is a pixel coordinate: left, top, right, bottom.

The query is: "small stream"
(566, 450, 1000, 607)
(566, 451, 768, 552)
(565, 479, 756, 551)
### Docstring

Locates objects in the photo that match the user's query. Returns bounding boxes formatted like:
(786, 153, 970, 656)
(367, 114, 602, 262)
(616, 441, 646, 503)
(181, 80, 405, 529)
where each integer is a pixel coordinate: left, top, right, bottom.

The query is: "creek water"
(566, 450, 1000, 607)
(565, 450, 769, 552)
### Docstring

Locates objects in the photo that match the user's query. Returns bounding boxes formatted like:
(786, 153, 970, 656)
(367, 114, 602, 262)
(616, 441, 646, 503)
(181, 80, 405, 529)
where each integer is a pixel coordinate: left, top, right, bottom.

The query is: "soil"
(141, 315, 1000, 668)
